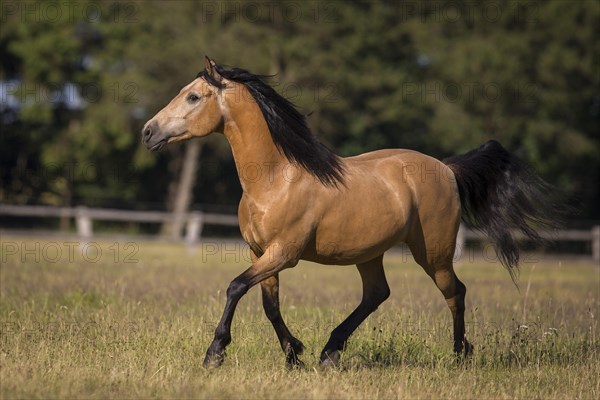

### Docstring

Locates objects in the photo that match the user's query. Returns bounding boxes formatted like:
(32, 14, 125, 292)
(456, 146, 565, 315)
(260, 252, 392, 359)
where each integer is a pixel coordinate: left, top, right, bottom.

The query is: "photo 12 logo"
(1, 81, 139, 107)
(0, 320, 140, 343)
(0, 241, 139, 264)
(198, 1, 339, 24)
(1, 1, 139, 24)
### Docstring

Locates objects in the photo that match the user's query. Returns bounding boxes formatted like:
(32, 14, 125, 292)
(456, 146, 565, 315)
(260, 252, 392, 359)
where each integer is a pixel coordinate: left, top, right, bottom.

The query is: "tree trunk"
(161, 140, 202, 240)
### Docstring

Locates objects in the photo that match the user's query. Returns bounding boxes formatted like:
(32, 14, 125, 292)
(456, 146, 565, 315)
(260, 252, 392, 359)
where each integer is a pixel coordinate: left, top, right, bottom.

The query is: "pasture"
(0, 236, 598, 399)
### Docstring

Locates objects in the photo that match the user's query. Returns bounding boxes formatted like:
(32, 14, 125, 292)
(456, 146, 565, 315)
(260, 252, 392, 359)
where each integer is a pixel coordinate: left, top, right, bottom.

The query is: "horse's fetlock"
(214, 328, 231, 347)
(291, 337, 305, 353)
(284, 340, 303, 357)
(325, 334, 346, 353)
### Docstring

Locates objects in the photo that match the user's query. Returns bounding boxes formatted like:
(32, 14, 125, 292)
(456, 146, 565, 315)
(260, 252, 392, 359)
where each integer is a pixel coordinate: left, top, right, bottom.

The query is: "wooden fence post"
(75, 206, 93, 239)
(186, 212, 204, 247)
(592, 225, 600, 263)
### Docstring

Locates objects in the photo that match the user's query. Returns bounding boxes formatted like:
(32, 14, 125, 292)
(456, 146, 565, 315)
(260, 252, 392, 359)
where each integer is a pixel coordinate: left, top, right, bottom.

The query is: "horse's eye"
(187, 93, 201, 103)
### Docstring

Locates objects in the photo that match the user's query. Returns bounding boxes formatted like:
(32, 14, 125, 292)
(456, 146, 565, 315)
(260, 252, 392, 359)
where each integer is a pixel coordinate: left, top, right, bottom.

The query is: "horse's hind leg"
(432, 265, 471, 356)
(320, 255, 390, 367)
(260, 274, 305, 367)
(410, 242, 472, 357)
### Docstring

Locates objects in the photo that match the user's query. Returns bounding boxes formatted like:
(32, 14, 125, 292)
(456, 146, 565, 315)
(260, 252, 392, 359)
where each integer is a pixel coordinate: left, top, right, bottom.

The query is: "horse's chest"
(240, 220, 262, 253)
(238, 200, 269, 257)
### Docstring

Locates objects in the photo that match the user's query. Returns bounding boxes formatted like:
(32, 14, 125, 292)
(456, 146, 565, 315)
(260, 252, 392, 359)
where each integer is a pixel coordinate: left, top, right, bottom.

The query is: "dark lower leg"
(203, 276, 248, 368)
(203, 251, 299, 368)
(261, 275, 304, 366)
(320, 257, 389, 366)
(320, 303, 380, 365)
(447, 277, 472, 357)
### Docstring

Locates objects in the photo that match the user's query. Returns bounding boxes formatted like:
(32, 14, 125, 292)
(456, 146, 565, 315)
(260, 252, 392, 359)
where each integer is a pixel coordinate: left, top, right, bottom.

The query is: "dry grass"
(0, 236, 598, 399)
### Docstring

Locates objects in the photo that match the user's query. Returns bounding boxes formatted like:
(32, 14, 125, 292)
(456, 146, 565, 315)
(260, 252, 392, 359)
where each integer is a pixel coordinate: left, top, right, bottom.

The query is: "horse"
(142, 57, 561, 368)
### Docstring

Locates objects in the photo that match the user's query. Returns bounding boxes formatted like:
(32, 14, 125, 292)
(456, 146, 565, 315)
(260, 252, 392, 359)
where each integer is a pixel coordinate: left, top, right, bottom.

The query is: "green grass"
(1, 236, 598, 398)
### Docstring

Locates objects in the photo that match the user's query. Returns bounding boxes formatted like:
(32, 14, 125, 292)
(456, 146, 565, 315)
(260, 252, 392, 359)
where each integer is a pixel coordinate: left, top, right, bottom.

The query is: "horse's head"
(142, 57, 226, 151)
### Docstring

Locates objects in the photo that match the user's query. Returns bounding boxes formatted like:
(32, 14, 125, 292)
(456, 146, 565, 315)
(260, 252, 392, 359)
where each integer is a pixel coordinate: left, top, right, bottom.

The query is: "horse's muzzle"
(142, 121, 167, 151)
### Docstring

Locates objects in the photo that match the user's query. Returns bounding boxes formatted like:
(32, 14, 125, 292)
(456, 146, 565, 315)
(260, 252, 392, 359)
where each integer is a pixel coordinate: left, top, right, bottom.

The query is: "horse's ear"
(204, 56, 215, 72)
(204, 56, 221, 81)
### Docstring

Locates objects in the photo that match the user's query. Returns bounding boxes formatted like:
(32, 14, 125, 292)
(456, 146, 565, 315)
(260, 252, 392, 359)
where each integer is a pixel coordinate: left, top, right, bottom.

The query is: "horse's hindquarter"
(387, 150, 461, 267)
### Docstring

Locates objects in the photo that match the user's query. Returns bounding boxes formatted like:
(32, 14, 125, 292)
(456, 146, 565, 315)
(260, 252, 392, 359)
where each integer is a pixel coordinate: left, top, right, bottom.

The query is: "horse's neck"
(223, 115, 288, 196)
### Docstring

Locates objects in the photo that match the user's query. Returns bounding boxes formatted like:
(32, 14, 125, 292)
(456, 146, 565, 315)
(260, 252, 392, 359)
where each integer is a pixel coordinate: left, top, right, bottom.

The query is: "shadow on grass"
(335, 325, 598, 371)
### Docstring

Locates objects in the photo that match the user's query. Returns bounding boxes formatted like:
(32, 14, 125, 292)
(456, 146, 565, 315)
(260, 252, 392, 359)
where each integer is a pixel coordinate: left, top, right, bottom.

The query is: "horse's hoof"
(319, 357, 339, 369)
(203, 352, 224, 369)
(464, 340, 474, 358)
(454, 340, 474, 364)
(286, 357, 305, 369)
(319, 351, 340, 369)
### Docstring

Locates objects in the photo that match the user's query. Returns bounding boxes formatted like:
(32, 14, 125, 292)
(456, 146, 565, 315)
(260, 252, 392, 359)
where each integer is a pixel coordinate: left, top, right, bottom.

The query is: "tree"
(1, 0, 598, 227)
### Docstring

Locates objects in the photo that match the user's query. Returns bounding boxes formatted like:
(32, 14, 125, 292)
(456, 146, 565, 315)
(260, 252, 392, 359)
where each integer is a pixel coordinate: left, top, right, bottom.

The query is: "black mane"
(197, 66, 344, 187)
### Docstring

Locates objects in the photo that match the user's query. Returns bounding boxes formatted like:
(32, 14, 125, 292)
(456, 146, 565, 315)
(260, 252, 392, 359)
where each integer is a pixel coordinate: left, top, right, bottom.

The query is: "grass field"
(1, 236, 598, 399)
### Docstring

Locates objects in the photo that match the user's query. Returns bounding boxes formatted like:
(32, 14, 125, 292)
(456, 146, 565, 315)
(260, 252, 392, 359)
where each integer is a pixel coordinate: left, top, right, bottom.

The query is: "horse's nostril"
(142, 122, 156, 142)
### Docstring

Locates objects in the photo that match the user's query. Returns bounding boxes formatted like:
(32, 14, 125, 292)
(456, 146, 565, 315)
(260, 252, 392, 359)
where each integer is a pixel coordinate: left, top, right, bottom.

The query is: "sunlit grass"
(0, 236, 598, 398)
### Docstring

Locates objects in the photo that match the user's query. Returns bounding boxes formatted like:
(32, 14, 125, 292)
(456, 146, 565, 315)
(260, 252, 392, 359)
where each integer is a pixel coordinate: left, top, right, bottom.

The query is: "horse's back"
(345, 148, 457, 199)
(344, 148, 415, 162)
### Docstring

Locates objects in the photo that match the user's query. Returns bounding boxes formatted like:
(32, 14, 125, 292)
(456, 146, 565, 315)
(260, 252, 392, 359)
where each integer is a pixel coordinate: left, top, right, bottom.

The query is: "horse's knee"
(226, 279, 248, 299)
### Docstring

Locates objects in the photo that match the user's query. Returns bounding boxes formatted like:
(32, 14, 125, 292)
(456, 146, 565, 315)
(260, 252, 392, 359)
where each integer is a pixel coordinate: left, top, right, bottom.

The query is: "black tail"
(443, 140, 566, 282)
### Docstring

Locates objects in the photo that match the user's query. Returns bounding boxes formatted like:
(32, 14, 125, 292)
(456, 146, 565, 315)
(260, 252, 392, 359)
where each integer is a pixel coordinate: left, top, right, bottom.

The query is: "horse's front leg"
(261, 274, 305, 367)
(203, 246, 299, 368)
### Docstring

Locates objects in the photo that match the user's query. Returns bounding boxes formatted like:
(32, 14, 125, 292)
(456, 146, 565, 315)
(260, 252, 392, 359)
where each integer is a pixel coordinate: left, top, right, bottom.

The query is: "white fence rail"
(1, 205, 599, 261)
(0, 204, 237, 246)
(455, 224, 600, 262)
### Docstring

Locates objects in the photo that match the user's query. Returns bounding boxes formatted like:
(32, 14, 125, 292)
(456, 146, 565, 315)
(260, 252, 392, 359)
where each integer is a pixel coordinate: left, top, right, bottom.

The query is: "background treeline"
(1, 0, 598, 229)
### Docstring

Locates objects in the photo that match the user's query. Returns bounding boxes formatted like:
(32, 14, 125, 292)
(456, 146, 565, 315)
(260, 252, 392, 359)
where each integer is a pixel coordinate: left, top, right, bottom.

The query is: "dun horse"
(143, 57, 561, 368)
